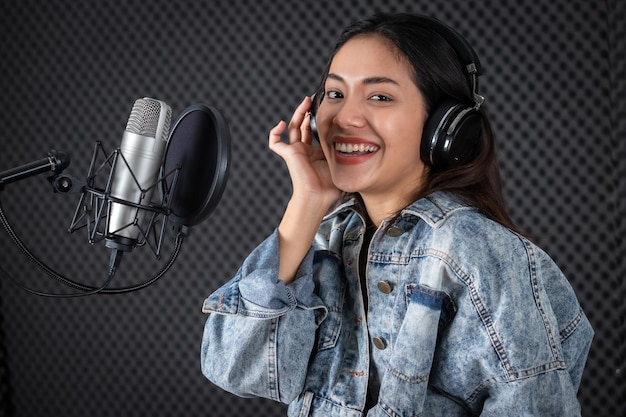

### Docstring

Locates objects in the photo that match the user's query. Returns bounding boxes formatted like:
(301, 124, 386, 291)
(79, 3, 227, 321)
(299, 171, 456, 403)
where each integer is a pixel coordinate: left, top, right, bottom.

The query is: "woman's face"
(316, 34, 429, 205)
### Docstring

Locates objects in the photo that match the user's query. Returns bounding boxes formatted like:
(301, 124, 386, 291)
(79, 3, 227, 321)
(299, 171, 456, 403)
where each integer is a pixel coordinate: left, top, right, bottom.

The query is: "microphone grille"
(125, 97, 172, 138)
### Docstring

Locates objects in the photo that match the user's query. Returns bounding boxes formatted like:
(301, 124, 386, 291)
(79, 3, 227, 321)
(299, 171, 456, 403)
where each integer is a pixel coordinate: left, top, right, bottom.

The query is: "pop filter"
(163, 104, 231, 228)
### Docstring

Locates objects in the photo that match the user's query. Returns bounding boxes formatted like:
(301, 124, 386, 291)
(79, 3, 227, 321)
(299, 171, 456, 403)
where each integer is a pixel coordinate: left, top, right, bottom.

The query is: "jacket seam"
(268, 317, 280, 401)
(465, 360, 568, 403)
(560, 307, 585, 342)
(386, 364, 430, 384)
(521, 238, 563, 362)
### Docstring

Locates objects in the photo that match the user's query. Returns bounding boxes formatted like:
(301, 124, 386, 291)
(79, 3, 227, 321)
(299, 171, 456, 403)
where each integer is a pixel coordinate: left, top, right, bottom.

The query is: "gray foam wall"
(0, 0, 624, 415)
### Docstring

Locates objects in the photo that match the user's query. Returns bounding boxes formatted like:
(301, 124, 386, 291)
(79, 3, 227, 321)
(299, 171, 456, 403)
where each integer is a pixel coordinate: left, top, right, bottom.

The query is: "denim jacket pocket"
(378, 284, 455, 417)
(406, 283, 457, 331)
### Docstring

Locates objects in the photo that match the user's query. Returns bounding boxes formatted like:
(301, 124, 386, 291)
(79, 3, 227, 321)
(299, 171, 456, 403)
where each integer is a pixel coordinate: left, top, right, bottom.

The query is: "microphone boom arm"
(0, 150, 70, 190)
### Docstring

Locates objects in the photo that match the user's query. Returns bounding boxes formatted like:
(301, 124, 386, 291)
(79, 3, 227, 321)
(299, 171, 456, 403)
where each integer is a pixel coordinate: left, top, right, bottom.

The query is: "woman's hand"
(269, 96, 341, 208)
(269, 97, 342, 283)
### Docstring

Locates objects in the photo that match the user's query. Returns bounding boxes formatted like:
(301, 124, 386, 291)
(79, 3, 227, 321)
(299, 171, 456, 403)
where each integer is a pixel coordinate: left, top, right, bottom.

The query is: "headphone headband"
(415, 15, 482, 77)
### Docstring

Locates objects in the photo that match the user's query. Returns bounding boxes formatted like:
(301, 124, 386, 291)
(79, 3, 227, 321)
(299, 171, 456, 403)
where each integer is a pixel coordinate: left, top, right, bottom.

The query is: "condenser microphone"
(0, 98, 232, 296)
(105, 97, 172, 253)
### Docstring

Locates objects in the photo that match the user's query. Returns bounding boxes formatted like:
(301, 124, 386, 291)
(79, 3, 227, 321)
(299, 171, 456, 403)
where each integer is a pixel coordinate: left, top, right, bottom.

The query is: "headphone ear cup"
(309, 92, 322, 143)
(310, 110, 320, 142)
(421, 100, 482, 168)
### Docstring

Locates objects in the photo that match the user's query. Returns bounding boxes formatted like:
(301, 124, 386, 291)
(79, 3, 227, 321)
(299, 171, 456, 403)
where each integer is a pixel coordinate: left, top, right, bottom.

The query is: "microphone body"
(105, 98, 172, 252)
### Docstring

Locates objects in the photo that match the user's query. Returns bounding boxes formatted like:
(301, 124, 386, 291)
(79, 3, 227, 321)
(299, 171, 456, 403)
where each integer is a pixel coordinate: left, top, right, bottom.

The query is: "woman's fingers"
(287, 96, 313, 144)
(301, 111, 313, 146)
(269, 95, 315, 156)
(269, 120, 286, 143)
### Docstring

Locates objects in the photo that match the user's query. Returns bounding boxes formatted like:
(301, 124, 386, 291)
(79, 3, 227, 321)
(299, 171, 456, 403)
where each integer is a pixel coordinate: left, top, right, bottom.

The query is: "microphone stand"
(0, 146, 186, 297)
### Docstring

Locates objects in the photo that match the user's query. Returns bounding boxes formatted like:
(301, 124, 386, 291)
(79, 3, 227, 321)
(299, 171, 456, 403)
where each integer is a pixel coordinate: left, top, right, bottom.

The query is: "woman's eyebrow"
(327, 73, 400, 86)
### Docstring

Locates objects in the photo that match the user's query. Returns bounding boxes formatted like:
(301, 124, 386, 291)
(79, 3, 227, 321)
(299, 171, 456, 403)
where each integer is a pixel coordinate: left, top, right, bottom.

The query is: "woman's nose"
(333, 98, 366, 130)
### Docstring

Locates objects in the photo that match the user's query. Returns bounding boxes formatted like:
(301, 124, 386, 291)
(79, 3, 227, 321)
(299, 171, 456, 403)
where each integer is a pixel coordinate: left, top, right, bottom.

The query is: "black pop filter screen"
(163, 104, 231, 227)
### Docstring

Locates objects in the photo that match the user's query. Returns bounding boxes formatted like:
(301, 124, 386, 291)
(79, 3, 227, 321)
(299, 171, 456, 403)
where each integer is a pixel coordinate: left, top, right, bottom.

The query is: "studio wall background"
(0, 0, 624, 416)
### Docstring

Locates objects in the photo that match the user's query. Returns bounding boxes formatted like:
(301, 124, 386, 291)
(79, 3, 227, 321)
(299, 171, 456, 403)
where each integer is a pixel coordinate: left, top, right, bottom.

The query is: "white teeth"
(335, 143, 378, 153)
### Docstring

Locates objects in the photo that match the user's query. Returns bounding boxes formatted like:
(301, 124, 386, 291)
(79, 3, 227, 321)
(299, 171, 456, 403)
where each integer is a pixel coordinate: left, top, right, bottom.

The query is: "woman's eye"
(326, 90, 343, 100)
(370, 94, 392, 102)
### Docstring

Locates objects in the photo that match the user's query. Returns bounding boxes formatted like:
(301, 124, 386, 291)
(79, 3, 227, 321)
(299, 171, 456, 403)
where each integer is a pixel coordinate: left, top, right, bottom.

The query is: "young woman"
(201, 13, 593, 416)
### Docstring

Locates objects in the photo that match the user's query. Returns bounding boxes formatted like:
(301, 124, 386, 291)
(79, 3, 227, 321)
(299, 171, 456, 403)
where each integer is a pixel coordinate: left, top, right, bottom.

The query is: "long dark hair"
(316, 12, 519, 233)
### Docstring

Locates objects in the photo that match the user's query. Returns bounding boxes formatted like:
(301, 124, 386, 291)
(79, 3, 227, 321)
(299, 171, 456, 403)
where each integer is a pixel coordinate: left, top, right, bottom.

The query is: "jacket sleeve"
(475, 240, 594, 416)
(200, 230, 327, 404)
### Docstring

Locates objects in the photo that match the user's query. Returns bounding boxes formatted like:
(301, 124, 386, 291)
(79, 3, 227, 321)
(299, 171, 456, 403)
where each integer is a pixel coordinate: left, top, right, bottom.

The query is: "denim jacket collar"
(326, 191, 474, 229)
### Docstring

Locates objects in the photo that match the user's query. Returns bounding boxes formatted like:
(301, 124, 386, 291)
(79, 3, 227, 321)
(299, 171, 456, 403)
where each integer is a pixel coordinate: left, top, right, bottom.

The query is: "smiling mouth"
(334, 142, 379, 155)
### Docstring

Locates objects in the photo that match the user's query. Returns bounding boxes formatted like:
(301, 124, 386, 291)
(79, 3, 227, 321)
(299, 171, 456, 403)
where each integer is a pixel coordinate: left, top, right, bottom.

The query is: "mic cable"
(0, 198, 185, 297)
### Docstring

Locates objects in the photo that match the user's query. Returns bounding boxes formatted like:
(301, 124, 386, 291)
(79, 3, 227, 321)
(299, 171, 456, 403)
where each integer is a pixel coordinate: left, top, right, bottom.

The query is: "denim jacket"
(201, 191, 593, 416)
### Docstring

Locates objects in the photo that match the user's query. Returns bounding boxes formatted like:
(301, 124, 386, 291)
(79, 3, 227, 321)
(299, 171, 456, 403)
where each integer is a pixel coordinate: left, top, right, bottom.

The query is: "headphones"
(310, 15, 485, 170)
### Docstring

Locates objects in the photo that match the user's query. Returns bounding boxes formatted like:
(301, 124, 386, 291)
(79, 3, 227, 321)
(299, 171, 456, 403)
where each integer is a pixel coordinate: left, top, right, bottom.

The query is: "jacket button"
(373, 337, 387, 350)
(377, 281, 392, 294)
(386, 226, 403, 237)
